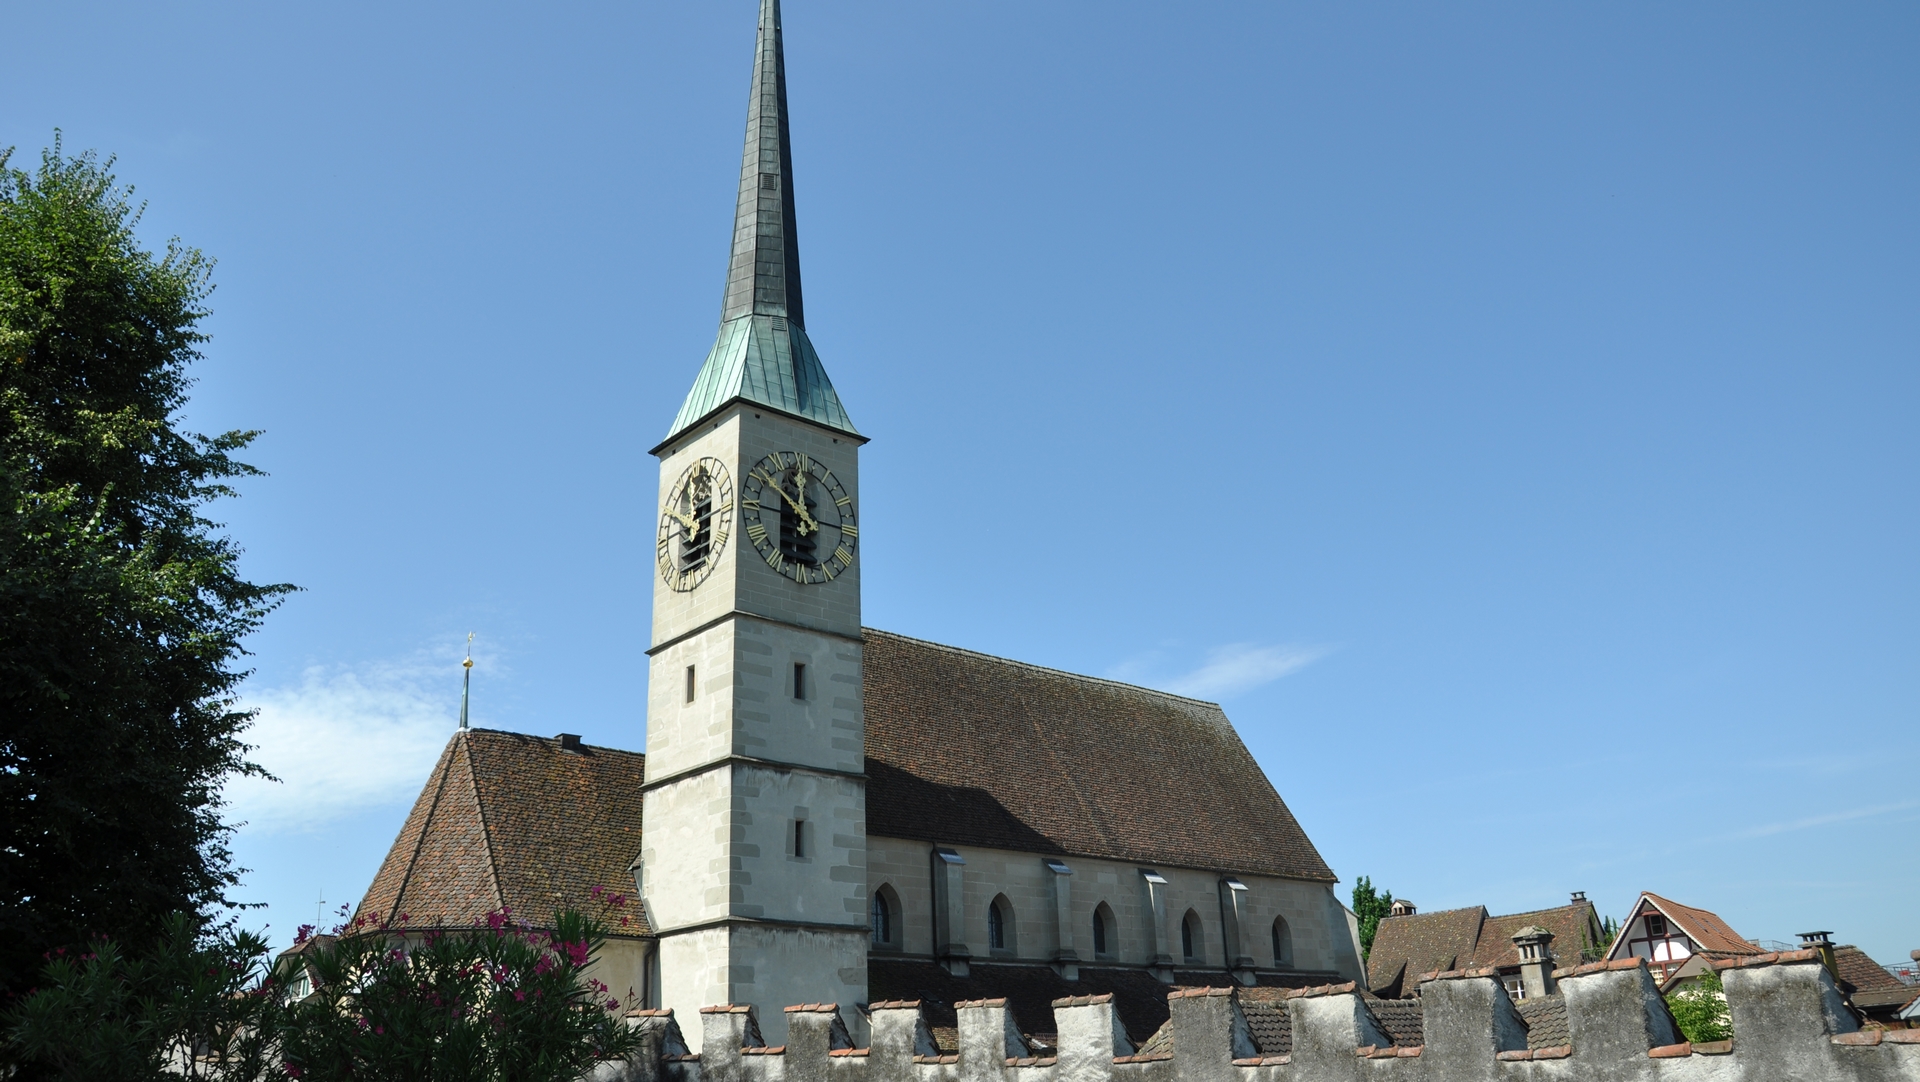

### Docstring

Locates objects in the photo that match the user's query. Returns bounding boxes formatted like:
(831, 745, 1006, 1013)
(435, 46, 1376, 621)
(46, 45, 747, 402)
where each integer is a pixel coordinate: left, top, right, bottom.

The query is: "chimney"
(1510, 926, 1557, 1000)
(1390, 899, 1417, 917)
(1798, 931, 1837, 978)
(557, 733, 583, 752)
(1571, 891, 1587, 904)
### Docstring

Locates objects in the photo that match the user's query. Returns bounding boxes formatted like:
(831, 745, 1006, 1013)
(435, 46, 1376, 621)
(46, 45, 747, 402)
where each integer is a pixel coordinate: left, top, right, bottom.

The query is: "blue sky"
(6, 1, 1916, 964)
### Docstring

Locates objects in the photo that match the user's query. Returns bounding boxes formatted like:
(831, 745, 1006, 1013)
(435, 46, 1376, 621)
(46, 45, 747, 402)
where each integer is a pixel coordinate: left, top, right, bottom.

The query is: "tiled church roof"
(357, 729, 650, 935)
(863, 630, 1336, 882)
(358, 628, 1336, 929)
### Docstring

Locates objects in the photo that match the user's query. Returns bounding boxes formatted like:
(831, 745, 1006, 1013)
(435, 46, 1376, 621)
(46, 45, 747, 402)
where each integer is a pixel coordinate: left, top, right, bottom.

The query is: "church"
(355, 0, 1365, 1052)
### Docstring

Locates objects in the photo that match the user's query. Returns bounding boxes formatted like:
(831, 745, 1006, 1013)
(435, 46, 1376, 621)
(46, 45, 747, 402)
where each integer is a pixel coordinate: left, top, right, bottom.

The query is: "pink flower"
(514, 990, 527, 1002)
(590, 885, 605, 898)
(607, 999, 621, 1010)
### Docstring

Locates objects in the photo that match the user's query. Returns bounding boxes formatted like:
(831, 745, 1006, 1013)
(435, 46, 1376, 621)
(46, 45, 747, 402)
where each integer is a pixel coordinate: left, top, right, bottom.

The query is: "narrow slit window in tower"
(793, 662, 806, 700)
(685, 665, 696, 704)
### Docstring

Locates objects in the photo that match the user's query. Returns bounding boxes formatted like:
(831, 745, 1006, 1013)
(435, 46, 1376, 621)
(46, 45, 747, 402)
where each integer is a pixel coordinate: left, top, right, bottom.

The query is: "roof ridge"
(1385, 905, 1487, 919)
(463, 727, 646, 760)
(1488, 903, 1591, 921)
(461, 731, 508, 918)
(861, 628, 1227, 710)
(386, 732, 462, 921)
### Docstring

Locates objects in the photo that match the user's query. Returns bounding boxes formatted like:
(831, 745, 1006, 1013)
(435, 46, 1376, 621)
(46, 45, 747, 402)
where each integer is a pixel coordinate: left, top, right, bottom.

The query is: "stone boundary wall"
(592, 954, 1919, 1082)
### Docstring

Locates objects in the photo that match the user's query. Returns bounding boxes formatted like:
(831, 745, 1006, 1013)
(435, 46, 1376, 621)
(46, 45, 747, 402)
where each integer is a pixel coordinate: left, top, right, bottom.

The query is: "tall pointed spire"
(725, 0, 803, 328)
(663, 0, 859, 446)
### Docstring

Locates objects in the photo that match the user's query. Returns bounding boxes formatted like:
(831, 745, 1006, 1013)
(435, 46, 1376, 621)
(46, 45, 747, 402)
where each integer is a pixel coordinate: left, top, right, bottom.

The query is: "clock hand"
(793, 469, 818, 534)
(665, 505, 698, 535)
(752, 469, 820, 534)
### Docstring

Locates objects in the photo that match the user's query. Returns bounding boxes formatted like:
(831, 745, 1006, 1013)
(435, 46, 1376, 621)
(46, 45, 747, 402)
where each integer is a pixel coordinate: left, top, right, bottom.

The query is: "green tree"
(1666, 968, 1733, 1044)
(6, 903, 644, 1082)
(0, 138, 292, 1004)
(4, 913, 277, 1082)
(272, 903, 644, 1082)
(1581, 914, 1621, 963)
(1351, 876, 1394, 963)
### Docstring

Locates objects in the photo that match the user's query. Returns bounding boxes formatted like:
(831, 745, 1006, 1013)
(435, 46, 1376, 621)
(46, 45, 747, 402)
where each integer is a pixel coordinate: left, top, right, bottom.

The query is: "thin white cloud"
(1727, 800, 1920, 841)
(1144, 643, 1333, 700)
(223, 657, 462, 833)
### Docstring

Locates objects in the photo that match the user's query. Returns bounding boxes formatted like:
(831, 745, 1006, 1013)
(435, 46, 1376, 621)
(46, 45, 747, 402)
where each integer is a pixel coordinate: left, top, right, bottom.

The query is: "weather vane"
(459, 632, 474, 730)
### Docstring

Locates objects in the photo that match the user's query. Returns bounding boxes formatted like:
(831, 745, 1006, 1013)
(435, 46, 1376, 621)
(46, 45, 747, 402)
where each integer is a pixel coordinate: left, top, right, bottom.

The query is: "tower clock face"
(657, 457, 734, 592)
(741, 451, 857, 585)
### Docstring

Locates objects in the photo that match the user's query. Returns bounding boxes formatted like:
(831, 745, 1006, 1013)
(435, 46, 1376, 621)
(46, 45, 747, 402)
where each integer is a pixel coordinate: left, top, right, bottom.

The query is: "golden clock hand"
(665, 505, 697, 533)
(792, 469, 818, 534)
(753, 469, 819, 534)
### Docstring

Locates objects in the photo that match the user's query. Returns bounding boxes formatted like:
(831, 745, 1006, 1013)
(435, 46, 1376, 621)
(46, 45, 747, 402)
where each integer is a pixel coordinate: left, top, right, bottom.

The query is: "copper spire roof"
(665, 0, 858, 444)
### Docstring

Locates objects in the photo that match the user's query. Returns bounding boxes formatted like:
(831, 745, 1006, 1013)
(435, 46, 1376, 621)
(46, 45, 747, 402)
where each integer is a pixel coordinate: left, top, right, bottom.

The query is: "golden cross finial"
(459, 633, 475, 729)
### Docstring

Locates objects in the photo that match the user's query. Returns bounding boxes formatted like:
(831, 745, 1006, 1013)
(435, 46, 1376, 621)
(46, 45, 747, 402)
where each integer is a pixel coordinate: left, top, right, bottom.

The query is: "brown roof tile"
(357, 729, 649, 934)
(1476, 904, 1606, 969)
(1634, 894, 1760, 957)
(1366, 906, 1483, 995)
(1367, 902, 1605, 997)
(1515, 995, 1569, 1049)
(1365, 998, 1424, 1047)
(863, 630, 1333, 881)
(1835, 946, 1908, 996)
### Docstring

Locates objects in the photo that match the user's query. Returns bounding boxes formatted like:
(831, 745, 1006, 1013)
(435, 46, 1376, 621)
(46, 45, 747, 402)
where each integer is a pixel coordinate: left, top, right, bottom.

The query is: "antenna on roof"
(459, 632, 474, 730)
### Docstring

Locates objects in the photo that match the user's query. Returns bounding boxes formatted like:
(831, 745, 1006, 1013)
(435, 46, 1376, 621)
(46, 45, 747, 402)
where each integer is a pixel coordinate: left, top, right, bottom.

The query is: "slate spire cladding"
(666, 0, 858, 444)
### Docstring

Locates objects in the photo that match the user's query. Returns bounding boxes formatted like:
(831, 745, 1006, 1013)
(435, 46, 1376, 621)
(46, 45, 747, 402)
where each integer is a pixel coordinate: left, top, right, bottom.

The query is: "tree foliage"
(1351, 876, 1393, 962)
(274, 902, 644, 1082)
(0, 137, 293, 1003)
(5, 904, 646, 1082)
(4, 913, 277, 1082)
(1666, 968, 1733, 1044)
(1581, 914, 1622, 963)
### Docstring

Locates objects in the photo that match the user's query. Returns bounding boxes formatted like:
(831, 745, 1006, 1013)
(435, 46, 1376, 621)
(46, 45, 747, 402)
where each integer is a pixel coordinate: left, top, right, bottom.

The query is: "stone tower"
(639, 0, 868, 1049)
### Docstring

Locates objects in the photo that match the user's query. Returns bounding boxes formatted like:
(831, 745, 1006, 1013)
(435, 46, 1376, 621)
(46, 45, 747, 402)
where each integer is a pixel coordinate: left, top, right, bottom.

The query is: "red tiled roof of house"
(1835, 946, 1909, 995)
(1634, 893, 1761, 957)
(1366, 901, 1604, 996)
(1366, 906, 1483, 995)
(1477, 904, 1608, 969)
(862, 630, 1335, 881)
(357, 729, 649, 935)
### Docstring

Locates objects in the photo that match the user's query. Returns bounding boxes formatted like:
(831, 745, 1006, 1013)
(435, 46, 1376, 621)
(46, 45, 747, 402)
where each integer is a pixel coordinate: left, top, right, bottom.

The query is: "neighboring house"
(271, 934, 336, 1003)
(1805, 935, 1920, 1029)
(1364, 893, 1608, 1001)
(1604, 892, 1762, 982)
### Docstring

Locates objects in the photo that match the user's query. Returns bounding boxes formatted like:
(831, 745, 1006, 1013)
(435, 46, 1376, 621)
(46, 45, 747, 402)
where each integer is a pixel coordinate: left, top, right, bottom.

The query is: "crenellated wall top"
(591, 953, 1920, 1082)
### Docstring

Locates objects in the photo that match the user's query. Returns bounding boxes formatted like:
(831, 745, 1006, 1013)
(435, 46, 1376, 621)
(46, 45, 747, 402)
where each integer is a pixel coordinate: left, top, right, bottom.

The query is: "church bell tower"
(639, 0, 868, 1048)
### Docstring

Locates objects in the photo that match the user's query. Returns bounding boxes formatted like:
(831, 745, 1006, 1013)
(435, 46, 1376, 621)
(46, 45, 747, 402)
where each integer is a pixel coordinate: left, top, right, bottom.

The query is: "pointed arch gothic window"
(988, 895, 1014, 954)
(1093, 902, 1116, 959)
(870, 888, 896, 949)
(1272, 915, 1293, 967)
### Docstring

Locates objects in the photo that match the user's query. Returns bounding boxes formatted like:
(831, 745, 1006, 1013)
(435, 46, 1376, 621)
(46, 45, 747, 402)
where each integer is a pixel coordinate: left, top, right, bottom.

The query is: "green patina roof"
(668, 312, 857, 438)
(663, 0, 859, 445)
